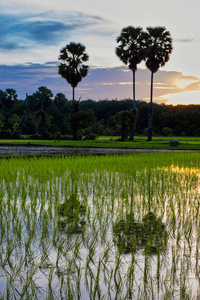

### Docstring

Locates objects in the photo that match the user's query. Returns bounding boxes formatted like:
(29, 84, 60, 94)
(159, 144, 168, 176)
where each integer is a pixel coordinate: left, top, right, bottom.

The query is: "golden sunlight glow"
(161, 165, 200, 175)
(175, 79, 198, 89)
(154, 86, 175, 90)
(118, 82, 132, 85)
(97, 83, 115, 85)
(166, 91, 200, 105)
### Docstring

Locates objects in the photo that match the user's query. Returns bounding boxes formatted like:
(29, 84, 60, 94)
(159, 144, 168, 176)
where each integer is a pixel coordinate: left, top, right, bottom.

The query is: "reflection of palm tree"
(113, 212, 167, 254)
(115, 26, 146, 140)
(58, 171, 86, 235)
(145, 27, 173, 141)
(58, 42, 89, 111)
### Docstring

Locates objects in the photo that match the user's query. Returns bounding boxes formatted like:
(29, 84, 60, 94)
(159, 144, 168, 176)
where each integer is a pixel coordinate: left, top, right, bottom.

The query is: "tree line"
(0, 88, 199, 139)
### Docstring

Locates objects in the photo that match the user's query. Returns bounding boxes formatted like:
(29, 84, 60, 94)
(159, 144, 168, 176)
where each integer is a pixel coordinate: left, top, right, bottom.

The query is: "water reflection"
(0, 158, 199, 298)
(113, 212, 167, 254)
(58, 176, 86, 235)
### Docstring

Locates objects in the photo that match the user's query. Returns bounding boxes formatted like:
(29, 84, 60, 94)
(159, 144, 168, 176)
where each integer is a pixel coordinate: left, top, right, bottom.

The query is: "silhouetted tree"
(58, 42, 89, 111)
(145, 27, 173, 141)
(116, 26, 146, 140)
(58, 42, 89, 139)
(3, 89, 18, 111)
(116, 27, 146, 109)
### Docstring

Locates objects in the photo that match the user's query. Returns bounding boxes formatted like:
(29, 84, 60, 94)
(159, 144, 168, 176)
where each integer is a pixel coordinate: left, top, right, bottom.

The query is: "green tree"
(145, 27, 173, 141)
(6, 88, 18, 103)
(27, 95, 40, 113)
(0, 120, 3, 132)
(115, 109, 137, 141)
(33, 86, 53, 118)
(7, 113, 21, 135)
(69, 101, 95, 140)
(35, 110, 47, 138)
(0, 90, 7, 110)
(58, 42, 89, 110)
(116, 26, 146, 140)
(1, 89, 18, 111)
(54, 93, 68, 109)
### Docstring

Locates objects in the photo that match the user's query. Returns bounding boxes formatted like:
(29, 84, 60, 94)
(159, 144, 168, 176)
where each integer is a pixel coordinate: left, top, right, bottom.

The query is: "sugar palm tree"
(115, 26, 146, 140)
(145, 27, 173, 141)
(58, 42, 89, 112)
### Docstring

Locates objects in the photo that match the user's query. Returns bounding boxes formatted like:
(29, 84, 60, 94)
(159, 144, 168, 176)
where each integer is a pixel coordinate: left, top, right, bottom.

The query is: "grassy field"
(0, 136, 200, 150)
(0, 153, 199, 298)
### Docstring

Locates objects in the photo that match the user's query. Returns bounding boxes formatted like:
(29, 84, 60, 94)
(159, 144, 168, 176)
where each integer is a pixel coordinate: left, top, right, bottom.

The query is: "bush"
(84, 133, 97, 140)
(0, 129, 12, 139)
(162, 127, 172, 137)
(103, 127, 116, 136)
(43, 132, 53, 140)
(29, 133, 42, 140)
(12, 130, 21, 139)
(55, 132, 63, 140)
(62, 135, 72, 140)
(194, 128, 200, 136)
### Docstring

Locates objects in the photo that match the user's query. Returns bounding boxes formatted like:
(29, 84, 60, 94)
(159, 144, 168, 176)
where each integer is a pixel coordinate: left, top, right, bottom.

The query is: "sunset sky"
(0, 0, 200, 105)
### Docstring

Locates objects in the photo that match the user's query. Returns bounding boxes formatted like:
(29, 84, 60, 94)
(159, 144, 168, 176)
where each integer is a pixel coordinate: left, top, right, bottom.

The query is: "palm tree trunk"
(129, 69, 136, 141)
(71, 86, 78, 139)
(72, 87, 75, 102)
(19, 93, 28, 135)
(72, 87, 75, 113)
(147, 71, 153, 141)
(133, 69, 135, 109)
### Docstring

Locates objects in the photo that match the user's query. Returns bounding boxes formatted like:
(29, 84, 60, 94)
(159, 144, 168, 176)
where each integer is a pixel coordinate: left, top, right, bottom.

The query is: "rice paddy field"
(0, 152, 199, 299)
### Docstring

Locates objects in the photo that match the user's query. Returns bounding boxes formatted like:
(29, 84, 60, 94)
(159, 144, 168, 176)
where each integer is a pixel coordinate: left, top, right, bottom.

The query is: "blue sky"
(0, 0, 200, 105)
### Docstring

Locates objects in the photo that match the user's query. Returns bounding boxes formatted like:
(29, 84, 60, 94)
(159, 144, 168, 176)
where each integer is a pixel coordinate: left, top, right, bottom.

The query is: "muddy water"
(0, 145, 186, 156)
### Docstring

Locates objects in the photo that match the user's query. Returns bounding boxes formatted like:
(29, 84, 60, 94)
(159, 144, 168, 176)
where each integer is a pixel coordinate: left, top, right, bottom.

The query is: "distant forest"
(0, 87, 199, 139)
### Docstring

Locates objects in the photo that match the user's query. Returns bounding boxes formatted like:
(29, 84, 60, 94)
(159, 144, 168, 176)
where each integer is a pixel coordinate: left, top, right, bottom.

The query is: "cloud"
(0, 63, 199, 105)
(165, 91, 200, 105)
(174, 38, 194, 43)
(0, 9, 108, 50)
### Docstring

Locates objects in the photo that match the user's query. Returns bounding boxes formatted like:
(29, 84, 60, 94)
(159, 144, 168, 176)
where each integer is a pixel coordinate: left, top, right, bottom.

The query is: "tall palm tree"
(58, 42, 89, 112)
(145, 27, 173, 141)
(115, 26, 146, 140)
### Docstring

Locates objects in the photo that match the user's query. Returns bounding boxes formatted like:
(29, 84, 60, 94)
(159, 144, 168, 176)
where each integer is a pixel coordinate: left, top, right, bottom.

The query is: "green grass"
(0, 135, 200, 150)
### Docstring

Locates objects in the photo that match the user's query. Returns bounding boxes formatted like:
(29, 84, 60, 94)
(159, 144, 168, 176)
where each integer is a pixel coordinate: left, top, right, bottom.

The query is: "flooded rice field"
(0, 153, 199, 299)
